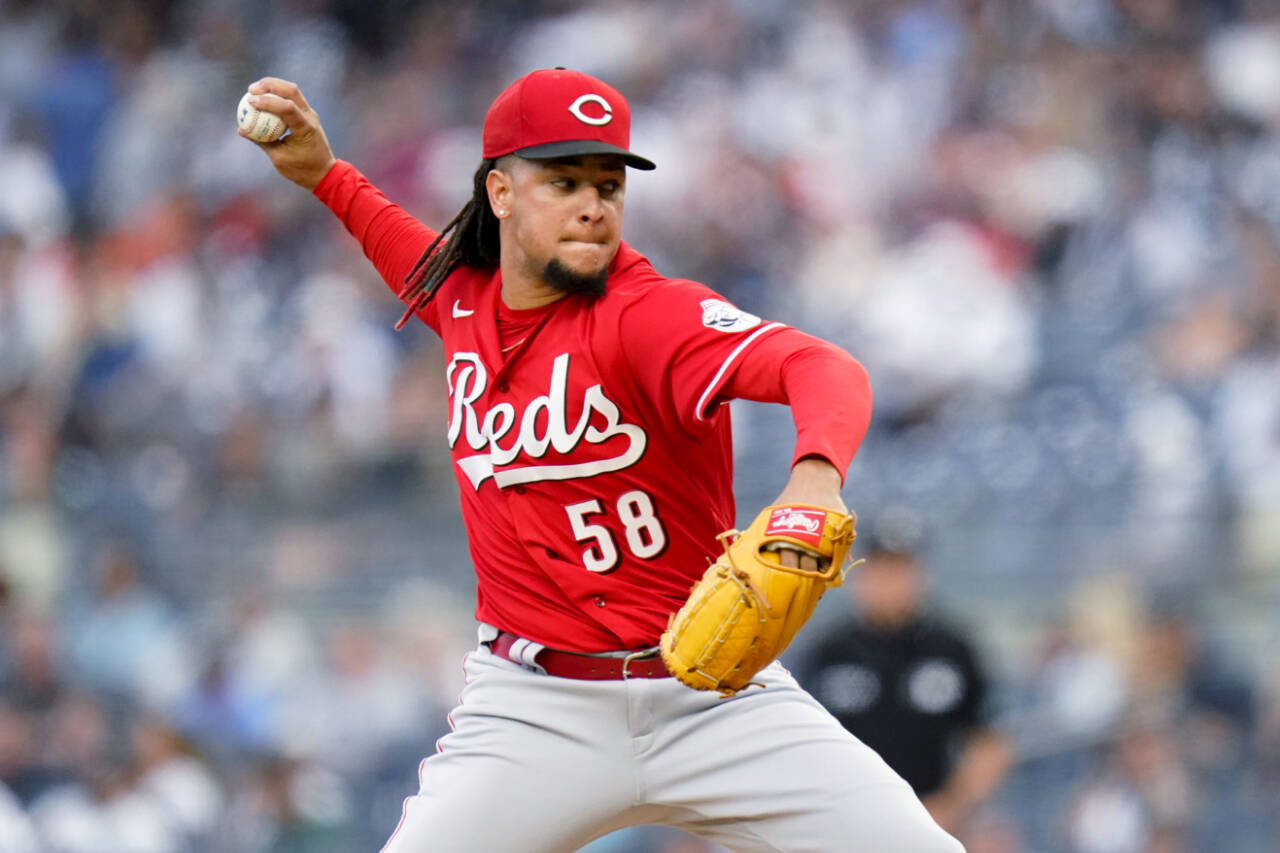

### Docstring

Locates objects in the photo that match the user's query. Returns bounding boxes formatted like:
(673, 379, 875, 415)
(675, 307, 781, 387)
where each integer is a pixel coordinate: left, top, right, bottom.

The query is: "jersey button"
(594, 596, 606, 608)
(497, 381, 509, 392)
(514, 485, 527, 494)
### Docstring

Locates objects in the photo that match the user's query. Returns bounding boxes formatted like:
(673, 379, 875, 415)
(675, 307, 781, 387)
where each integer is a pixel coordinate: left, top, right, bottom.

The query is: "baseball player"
(243, 68, 963, 852)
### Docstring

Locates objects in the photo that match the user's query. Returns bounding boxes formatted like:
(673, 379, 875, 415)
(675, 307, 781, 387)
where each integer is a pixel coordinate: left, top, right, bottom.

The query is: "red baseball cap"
(481, 68, 656, 170)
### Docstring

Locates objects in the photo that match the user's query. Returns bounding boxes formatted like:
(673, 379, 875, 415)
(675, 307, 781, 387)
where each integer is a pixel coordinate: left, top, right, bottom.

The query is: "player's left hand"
(769, 457, 847, 571)
(660, 499, 857, 694)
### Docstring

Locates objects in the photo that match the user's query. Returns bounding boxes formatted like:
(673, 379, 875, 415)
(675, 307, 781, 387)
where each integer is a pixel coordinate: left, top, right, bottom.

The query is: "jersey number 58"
(564, 490, 668, 573)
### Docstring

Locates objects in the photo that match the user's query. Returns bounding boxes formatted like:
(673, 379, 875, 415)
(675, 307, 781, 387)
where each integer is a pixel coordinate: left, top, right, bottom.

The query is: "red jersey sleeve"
(312, 159, 443, 330)
(721, 327, 873, 480)
(616, 279, 788, 437)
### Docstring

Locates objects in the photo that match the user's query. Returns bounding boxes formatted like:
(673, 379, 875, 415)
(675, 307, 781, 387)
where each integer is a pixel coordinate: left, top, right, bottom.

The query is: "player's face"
(499, 155, 626, 293)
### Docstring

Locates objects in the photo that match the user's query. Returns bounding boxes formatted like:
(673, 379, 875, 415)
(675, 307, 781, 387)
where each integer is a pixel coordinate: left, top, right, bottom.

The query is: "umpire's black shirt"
(800, 615, 989, 797)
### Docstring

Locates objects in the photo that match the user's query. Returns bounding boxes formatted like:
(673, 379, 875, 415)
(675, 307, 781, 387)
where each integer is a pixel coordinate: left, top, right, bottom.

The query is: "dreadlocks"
(395, 158, 502, 329)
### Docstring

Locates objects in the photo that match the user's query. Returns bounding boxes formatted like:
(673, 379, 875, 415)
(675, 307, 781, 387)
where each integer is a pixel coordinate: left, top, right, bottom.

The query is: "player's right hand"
(240, 77, 337, 191)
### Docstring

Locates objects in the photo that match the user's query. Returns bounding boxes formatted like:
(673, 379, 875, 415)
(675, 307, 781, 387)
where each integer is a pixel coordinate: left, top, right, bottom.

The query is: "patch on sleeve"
(700, 299, 762, 333)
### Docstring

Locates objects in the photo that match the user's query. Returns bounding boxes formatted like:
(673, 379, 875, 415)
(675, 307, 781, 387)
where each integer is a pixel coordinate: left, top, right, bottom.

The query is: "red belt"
(487, 631, 671, 680)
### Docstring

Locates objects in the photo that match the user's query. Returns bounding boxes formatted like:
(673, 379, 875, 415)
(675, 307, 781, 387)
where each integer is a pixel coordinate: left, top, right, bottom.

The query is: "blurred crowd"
(1, 0, 1279, 850)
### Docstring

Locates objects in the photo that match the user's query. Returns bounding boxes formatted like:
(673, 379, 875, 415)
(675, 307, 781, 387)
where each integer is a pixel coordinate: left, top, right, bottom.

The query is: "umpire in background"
(799, 522, 1013, 835)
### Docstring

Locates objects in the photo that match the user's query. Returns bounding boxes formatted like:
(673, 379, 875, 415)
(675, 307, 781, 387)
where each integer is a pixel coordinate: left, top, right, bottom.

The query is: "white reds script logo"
(568, 94, 613, 126)
(446, 352, 645, 489)
(700, 299, 761, 333)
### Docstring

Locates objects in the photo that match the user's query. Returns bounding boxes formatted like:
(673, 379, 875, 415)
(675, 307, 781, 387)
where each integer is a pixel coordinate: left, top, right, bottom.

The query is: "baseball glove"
(660, 504, 857, 695)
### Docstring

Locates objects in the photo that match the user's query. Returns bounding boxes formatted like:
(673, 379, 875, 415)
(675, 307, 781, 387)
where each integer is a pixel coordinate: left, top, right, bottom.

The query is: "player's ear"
(486, 166, 513, 219)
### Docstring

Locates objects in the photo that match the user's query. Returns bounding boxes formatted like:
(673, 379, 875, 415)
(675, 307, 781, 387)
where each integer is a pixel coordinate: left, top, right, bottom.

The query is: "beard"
(543, 257, 608, 297)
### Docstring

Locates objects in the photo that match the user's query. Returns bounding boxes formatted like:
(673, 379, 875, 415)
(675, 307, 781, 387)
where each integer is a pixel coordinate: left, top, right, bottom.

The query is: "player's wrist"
(775, 457, 845, 510)
(301, 155, 339, 191)
(791, 455, 840, 481)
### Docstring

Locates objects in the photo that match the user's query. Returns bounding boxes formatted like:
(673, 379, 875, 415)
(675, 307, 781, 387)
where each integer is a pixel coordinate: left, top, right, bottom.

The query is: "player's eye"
(551, 177, 575, 191)
(598, 181, 621, 198)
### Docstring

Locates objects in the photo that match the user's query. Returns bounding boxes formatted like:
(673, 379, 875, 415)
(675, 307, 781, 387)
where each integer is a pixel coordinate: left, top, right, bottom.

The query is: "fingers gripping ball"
(237, 92, 286, 142)
(660, 505, 857, 695)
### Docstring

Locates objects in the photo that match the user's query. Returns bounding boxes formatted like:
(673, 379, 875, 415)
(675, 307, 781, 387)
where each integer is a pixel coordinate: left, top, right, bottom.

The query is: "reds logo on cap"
(568, 94, 613, 126)
(481, 68, 655, 170)
(766, 507, 826, 548)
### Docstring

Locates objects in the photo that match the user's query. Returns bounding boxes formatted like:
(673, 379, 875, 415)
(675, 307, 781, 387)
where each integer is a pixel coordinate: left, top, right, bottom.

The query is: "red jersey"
(315, 161, 871, 652)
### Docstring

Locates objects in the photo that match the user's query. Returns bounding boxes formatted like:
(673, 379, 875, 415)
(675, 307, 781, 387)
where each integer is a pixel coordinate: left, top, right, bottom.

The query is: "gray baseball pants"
(380, 643, 964, 852)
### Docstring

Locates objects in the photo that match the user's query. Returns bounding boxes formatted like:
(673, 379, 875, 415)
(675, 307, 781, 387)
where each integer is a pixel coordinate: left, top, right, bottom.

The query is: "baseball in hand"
(237, 92, 286, 142)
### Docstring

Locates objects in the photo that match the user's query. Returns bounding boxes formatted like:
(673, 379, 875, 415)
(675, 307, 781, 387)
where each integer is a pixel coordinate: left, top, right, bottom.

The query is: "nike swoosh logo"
(452, 299, 475, 319)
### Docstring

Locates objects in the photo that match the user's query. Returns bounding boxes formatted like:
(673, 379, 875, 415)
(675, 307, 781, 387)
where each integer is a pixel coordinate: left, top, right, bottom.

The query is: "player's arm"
(920, 637, 1012, 832)
(241, 78, 438, 300)
(720, 329, 871, 568)
(657, 327, 867, 691)
(723, 328, 872, 496)
(921, 727, 1013, 833)
(613, 284, 869, 567)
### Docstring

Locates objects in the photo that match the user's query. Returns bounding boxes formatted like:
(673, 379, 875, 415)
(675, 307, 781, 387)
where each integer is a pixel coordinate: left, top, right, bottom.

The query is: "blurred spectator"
(219, 755, 355, 853)
(64, 540, 193, 708)
(277, 617, 434, 775)
(3, 606, 64, 716)
(801, 217, 1040, 422)
(1014, 576, 1133, 754)
(28, 756, 178, 853)
(128, 712, 223, 850)
(1060, 711, 1195, 853)
(1258, 646, 1280, 792)
(34, 8, 118, 223)
(216, 586, 321, 717)
(0, 392, 68, 611)
(40, 691, 113, 785)
(799, 524, 1013, 835)
(0, 776, 38, 853)
(0, 697, 45, 805)
(172, 651, 275, 756)
(0, 138, 70, 250)
(27, 691, 183, 852)
(1128, 591, 1256, 780)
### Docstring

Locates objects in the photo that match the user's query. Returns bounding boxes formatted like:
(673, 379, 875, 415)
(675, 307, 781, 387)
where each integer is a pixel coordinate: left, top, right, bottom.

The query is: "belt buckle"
(621, 647, 660, 680)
